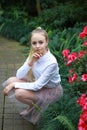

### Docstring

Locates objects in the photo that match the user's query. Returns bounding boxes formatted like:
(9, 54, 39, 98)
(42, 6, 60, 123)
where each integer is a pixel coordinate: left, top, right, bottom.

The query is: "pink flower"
(78, 111, 87, 130)
(68, 73, 77, 83)
(82, 102, 87, 112)
(69, 68, 74, 73)
(66, 52, 77, 66)
(79, 32, 86, 39)
(62, 49, 70, 58)
(68, 76, 73, 83)
(83, 26, 87, 33)
(82, 40, 87, 47)
(77, 94, 87, 107)
(66, 60, 72, 66)
(81, 74, 87, 82)
(77, 94, 87, 130)
(79, 26, 87, 39)
(78, 51, 86, 58)
(68, 52, 77, 61)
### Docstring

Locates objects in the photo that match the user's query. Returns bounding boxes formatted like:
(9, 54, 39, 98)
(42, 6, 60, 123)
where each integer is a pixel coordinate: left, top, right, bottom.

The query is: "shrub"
(38, 2, 87, 29)
(38, 93, 80, 130)
(62, 26, 87, 94)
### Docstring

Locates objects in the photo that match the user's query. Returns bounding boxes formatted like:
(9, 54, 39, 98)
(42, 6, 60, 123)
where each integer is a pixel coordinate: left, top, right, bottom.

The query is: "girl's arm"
(16, 52, 42, 79)
(15, 63, 61, 91)
(16, 57, 31, 79)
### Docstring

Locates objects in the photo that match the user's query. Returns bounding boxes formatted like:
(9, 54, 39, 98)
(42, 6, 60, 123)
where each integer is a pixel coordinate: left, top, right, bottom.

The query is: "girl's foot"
(20, 107, 31, 116)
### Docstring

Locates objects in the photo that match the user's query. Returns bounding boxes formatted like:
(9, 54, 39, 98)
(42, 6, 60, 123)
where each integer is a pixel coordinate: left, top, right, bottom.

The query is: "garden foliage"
(0, 1, 87, 130)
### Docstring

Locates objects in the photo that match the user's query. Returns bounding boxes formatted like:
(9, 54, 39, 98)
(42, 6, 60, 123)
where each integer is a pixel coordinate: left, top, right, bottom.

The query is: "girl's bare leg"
(15, 88, 36, 106)
(15, 88, 36, 115)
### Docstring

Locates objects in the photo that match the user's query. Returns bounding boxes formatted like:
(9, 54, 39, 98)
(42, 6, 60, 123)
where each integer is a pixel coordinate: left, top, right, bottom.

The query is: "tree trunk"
(25, 0, 30, 17)
(36, 0, 41, 15)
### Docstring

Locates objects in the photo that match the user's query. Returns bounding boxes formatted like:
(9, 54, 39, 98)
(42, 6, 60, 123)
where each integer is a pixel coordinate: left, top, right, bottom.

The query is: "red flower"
(78, 51, 86, 58)
(62, 49, 70, 58)
(66, 60, 72, 66)
(82, 40, 87, 47)
(77, 94, 87, 130)
(83, 26, 87, 34)
(69, 68, 74, 73)
(78, 111, 87, 130)
(66, 52, 77, 66)
(68, 73, 77, 83)
(68, 52, 77, 61)
(81, 74, 87, 82)
(79, 32, 86, 39)
(82, 102, 87, 112)
(79, 26, 87, 39)
(76, 94, 87, 107)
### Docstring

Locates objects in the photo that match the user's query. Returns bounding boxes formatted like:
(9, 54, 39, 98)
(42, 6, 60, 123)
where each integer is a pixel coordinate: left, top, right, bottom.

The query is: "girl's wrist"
(28, 62, 33, 67)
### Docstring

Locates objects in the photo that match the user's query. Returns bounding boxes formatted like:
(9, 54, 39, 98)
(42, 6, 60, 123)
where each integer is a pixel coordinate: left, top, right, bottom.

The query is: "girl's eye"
(39, 41, 43, 44)
(31, 41, 43, 45)
(32, 42, 37, 45)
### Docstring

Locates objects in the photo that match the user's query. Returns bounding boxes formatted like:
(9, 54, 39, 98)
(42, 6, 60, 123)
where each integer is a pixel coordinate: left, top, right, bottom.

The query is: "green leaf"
(53, 115, 76, 130)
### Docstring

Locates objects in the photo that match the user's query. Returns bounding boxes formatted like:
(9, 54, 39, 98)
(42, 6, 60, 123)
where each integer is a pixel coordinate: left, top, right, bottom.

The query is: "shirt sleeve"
(15, 63, 57, 91)
(16, 57, 31, 79)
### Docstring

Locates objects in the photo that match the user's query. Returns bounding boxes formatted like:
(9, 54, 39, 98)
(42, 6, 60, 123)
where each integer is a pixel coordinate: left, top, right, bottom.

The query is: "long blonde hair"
(27, 27, 49, 82)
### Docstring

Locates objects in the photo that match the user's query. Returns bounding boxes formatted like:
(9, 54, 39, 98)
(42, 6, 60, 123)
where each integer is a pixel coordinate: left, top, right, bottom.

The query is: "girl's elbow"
(16, 73, 21, 79)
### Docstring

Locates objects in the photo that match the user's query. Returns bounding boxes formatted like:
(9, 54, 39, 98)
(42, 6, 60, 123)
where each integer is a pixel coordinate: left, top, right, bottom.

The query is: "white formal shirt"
(15, 50, 61, 91)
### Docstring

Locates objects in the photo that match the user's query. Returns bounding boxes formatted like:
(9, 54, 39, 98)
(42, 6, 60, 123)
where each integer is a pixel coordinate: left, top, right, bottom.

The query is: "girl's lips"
(36, 50, 41, 53)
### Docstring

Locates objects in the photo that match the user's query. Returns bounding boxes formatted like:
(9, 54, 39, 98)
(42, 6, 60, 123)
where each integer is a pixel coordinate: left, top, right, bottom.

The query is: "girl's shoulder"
(47, 52, 57, 63)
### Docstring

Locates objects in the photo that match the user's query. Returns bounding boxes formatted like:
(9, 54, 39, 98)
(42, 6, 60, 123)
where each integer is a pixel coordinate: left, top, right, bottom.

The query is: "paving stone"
(0, 36, 37, 130)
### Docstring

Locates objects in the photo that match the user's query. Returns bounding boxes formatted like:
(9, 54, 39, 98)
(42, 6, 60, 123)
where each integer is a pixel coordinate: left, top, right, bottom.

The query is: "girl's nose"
(36, 43, 40, 47)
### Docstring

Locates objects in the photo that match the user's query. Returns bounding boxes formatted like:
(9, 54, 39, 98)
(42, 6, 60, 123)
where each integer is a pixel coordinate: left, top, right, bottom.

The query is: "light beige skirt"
(4, 83, 63, 124)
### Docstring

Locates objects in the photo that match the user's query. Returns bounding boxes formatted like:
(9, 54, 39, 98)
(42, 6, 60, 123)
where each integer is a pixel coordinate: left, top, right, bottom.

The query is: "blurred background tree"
(0, 0, 87, 17)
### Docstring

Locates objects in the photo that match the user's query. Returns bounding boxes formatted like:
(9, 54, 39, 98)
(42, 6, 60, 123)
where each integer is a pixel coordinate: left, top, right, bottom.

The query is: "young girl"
(3, 27, 63, 124)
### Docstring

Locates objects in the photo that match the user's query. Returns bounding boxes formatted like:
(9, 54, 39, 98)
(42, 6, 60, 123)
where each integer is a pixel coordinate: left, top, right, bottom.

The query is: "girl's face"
(31, 33, 48, 55)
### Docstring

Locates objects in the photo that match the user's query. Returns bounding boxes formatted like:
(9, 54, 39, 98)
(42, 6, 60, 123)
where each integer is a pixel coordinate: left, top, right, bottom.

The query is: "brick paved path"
(0, 36, 37, 130)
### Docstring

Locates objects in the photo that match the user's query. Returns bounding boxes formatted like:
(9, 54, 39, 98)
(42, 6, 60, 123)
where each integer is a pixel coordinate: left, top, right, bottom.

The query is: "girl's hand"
(3, 83, 15, 96)
(28, 52, 42, 66)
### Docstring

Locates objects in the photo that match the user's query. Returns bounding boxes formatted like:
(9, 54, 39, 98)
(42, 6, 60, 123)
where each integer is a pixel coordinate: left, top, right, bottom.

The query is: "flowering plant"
(77, 94, 87, 130)
(62, 26, 87, 130)
(62, 26, 87, 90)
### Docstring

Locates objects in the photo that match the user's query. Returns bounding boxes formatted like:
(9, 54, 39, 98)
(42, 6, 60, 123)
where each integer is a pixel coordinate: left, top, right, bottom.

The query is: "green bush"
(37, 93, 80, 130)
(37, 2, 87, 29)
(0, 7, 38, 43)
(0, 17, 38, 44)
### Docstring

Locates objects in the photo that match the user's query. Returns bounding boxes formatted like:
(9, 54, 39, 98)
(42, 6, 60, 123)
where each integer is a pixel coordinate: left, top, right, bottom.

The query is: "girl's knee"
(15, 89, 35, 101)
(15, 89, 23, 99)
(2, 77, 17, 87)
